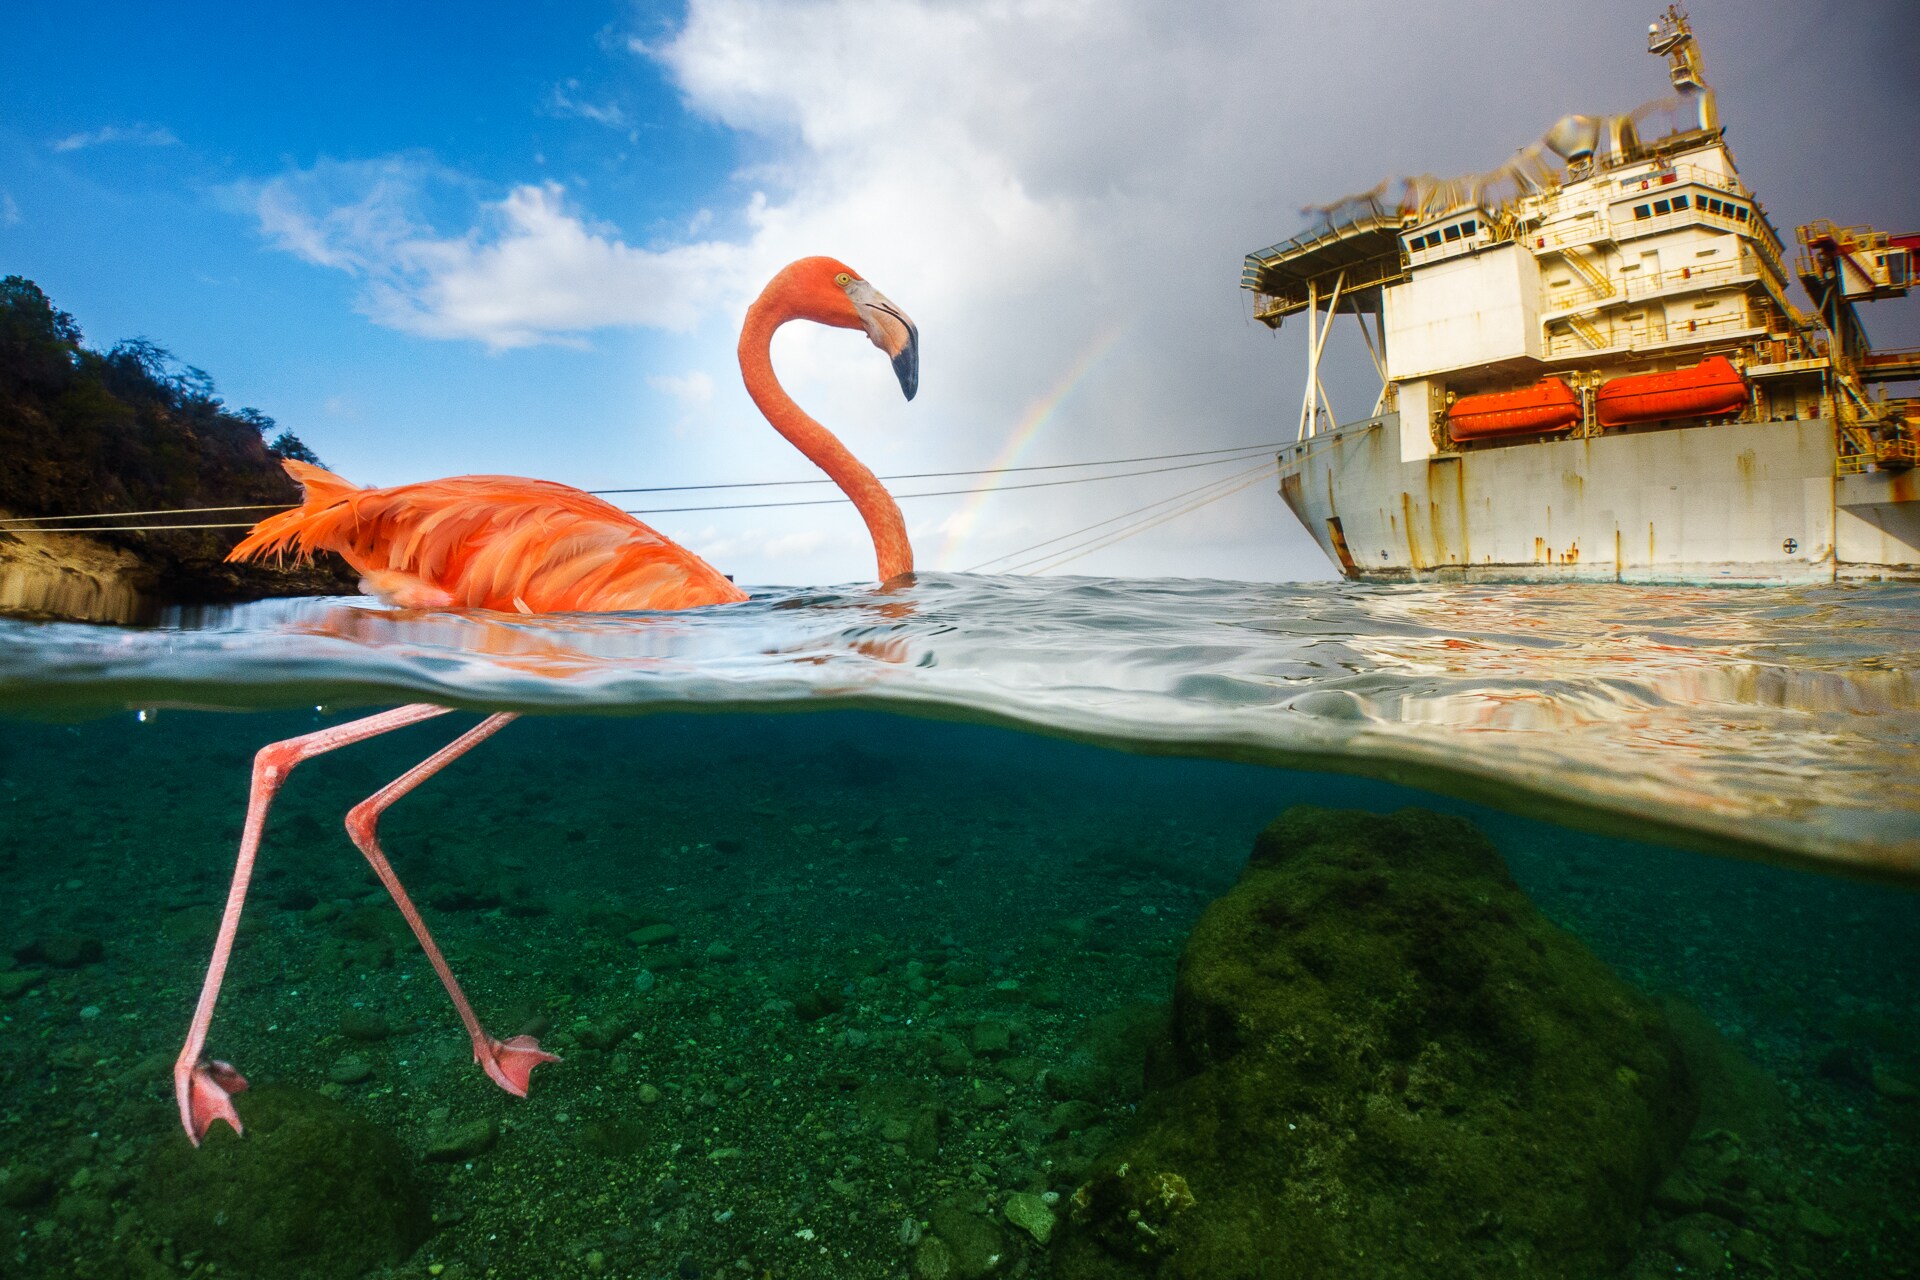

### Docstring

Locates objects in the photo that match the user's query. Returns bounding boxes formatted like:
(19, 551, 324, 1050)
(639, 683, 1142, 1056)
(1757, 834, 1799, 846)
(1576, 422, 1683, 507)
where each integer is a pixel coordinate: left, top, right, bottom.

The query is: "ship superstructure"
(1245, 7, 1918, 582)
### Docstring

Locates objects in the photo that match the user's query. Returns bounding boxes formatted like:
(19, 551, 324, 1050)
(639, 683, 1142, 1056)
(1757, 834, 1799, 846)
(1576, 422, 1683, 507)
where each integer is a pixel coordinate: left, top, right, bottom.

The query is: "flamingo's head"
(774, 256, 918, 401)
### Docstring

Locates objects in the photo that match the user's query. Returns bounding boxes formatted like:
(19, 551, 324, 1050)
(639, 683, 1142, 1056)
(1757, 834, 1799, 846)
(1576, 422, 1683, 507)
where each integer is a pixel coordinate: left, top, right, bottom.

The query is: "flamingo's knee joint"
(344, 807, 379, 844)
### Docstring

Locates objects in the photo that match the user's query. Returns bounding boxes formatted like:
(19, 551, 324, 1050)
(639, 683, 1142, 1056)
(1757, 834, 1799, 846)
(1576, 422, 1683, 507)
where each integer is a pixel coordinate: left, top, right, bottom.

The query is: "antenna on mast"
(1647, 5, 1719, 133)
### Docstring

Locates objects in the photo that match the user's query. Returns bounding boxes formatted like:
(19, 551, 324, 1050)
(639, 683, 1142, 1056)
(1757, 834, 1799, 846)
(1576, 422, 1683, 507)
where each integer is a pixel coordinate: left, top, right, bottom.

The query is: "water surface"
(4, 575, 1914, 878)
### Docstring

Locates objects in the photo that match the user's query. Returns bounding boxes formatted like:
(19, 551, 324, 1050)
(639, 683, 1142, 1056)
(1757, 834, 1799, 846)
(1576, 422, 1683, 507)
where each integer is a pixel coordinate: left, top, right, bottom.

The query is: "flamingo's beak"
(848, 282, 918, 401)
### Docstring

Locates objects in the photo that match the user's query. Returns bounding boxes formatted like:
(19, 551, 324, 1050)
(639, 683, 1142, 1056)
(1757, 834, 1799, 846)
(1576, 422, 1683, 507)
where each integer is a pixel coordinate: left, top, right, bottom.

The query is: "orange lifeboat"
(1447, 377, 1581, 441)
(1596, 356, 1750, 428)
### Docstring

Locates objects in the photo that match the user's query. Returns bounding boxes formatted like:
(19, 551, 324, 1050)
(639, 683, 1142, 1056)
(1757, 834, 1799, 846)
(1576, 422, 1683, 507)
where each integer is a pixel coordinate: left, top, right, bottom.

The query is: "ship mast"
(1646, 5, 1719, 134)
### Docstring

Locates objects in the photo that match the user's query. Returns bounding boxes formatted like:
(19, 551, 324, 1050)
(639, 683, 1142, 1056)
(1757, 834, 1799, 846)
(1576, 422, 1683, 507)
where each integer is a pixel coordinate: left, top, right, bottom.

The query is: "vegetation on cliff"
(0, 275, 354, 603)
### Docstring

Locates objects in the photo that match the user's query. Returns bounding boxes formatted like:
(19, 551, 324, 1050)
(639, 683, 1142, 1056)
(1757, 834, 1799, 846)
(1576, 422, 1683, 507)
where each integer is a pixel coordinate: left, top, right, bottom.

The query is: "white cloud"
(1, 192, 19, 226)
(549, 80, 628, 128)
(648, 370, 715, 403)
(51, 123, 180, 152)
(239, 0, 1696, 581)
(637, 0, 1316, 579)
(238, 158, 744, 349)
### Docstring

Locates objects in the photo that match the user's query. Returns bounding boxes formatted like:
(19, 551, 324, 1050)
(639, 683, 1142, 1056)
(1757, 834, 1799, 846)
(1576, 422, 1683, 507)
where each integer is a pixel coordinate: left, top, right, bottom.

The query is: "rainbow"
(938, 320, 1130, 568)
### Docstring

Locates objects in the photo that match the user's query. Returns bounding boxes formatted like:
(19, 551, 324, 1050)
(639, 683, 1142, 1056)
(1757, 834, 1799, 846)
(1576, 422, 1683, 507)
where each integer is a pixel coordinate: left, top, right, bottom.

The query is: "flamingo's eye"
(834, 272, 853, 286)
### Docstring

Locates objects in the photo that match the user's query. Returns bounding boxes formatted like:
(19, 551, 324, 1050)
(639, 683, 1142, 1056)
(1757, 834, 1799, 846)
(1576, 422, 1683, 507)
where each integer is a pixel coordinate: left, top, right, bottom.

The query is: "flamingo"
(173, 257, 918, 1144)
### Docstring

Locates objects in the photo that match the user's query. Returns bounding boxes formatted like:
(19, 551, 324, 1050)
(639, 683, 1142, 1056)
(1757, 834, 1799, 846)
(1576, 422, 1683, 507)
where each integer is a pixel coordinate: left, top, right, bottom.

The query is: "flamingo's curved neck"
(738, 301, 913, 582)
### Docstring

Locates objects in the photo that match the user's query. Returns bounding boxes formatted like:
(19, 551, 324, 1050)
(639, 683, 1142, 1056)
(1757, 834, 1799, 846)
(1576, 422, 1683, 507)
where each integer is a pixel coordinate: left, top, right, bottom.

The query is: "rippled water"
(3, 575, 1916, 880)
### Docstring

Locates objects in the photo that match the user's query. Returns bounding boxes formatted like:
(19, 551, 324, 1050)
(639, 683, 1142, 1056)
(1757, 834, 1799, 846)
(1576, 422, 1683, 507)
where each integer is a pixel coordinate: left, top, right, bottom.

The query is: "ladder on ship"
(1565, 314, 1607, 349)
(1555, 247, 1615, 300)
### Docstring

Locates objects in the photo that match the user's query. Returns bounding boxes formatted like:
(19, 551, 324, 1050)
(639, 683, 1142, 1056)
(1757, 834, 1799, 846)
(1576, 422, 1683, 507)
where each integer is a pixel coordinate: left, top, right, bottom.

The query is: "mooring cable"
(0, 439, 1287, 530)
(0, 446, 1281, 532)
(964, 459, 1277, 573)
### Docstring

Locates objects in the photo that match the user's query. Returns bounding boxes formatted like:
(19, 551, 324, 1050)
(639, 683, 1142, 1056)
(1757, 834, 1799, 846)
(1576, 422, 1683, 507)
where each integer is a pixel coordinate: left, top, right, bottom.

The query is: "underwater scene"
(1, 577, 1917, 1280)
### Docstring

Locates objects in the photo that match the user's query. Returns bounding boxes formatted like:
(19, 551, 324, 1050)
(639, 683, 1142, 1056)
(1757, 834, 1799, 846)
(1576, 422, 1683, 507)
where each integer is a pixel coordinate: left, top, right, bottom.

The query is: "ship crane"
(1797, 220, 1920, 471)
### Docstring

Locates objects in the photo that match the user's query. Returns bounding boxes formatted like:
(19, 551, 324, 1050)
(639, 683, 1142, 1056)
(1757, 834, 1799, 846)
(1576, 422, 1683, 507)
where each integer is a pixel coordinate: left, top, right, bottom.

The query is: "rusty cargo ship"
(1244, 7, 1919, 583)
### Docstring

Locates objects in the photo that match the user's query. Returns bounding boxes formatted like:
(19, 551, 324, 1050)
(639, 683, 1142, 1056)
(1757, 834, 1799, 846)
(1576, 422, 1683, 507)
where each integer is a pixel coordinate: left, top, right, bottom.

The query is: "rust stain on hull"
(1400, 491, 1428, 570)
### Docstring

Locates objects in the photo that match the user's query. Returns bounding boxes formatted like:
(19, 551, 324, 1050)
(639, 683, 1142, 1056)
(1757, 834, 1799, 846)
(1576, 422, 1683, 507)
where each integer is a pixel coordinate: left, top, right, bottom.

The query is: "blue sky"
(4, 1, 1916, 585)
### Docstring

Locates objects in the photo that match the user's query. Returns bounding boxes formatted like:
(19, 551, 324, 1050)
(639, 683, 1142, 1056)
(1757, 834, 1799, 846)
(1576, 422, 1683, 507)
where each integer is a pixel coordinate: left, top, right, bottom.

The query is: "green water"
(1, 708, 1914, 1279)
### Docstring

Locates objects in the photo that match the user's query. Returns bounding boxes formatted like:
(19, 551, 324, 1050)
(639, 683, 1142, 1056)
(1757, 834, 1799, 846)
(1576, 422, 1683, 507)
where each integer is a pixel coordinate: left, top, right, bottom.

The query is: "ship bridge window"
(1634, 204, 1652, 219)
(1671, 194, 1689, 209)
(1652, 198, 1672, 215)
(1411, 220, 1482, 251)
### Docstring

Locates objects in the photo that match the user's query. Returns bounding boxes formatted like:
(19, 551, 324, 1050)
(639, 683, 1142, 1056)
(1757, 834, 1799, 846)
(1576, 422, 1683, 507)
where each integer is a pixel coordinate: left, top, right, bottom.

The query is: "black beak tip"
(893, 330, 919, 402)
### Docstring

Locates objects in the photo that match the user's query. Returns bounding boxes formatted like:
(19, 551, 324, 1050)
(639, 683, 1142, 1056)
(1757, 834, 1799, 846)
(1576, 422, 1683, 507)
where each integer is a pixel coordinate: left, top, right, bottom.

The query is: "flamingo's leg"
(175, 702, 456, 1146)
(343, 712, 559, 1099)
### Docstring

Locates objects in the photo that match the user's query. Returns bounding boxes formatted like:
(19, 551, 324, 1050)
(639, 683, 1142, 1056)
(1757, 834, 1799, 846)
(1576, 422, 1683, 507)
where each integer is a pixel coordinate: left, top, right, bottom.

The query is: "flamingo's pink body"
(232, 466, 749, 614)
(172, 256, 918, 1146)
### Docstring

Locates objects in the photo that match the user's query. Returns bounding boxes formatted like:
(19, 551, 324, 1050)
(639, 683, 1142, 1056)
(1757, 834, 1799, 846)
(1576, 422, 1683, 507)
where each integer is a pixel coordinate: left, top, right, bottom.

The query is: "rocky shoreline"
(0, 505, 356, 623)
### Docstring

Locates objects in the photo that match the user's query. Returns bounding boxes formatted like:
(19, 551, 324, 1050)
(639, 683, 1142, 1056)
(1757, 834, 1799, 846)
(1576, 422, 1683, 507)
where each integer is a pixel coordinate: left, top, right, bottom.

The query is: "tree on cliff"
(0, 275, 352, 601)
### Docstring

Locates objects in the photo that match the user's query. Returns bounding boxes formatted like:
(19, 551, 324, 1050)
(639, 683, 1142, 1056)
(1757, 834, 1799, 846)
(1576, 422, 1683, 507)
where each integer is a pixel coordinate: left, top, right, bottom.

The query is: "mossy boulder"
(1043, 1003, 1165, 1104)
(1657, 994, 1787, 1143)
(140, 1085, 431, 1279)
(1054, 806, 1696, 1280)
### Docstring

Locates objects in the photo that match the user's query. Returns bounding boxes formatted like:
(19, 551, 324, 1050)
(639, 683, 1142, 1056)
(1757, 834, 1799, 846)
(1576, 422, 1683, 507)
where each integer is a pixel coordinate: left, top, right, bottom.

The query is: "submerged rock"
(627, 923, 679, 947)
(1656, 994, 1788, 1141)
(1053, 805, 1696, 1280)
(1004, 1191, 1057, 1245)
(139, 1085, 430, 1280)
(1042, 1003, 1164, 1104)
(0, 1162, 52, 1208)
(928, 1196, 1007, 1278)
(338, 1009, 394, 1041)
(19, 929, 103, 967)
(326, 1054, 374, 1085)
(425, 1116, 499, 1161)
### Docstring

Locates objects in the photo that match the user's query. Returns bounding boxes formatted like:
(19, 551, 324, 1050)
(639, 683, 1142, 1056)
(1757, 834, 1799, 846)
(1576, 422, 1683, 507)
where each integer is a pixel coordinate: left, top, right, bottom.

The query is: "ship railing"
(1249, 250, 1409, 324)
(1875, 438, 1920, 472)
(1797, 219, 1893, 255)
(1542, 307, 1759, 359)
(1536, 204, 1788, 275)
(1531, 166, 1787, 261)
(1542, 252, 1760, 313)
(1833, 419, 1912, 475)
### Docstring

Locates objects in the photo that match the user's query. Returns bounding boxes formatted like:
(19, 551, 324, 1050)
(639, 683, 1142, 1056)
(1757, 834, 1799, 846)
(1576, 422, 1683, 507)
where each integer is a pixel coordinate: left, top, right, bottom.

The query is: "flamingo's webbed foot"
(176, 1057, 250, 1146)
(475, 1034, 559, 1097)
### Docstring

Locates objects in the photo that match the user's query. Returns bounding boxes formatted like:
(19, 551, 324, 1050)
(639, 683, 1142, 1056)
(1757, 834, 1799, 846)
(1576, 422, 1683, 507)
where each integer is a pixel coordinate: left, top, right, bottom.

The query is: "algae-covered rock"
(1042, 1003, 1164, 1103)
(0, 1161, 52, 1208)
(1004, 1190, 1057, 1245)
(911, 1234, 957, 1280)
(1054, 805, 1696, 1280)
(140, 1085, 430, 1280)
(1657, 994, 1788, 1142)
(425, 1116, 499, 1161)
(928, 1195, 1007, 1278)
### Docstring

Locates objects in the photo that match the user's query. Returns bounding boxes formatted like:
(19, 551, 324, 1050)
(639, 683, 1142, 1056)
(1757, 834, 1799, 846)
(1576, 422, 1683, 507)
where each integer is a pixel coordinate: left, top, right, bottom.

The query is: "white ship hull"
(1276, 415, 1920, 583)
